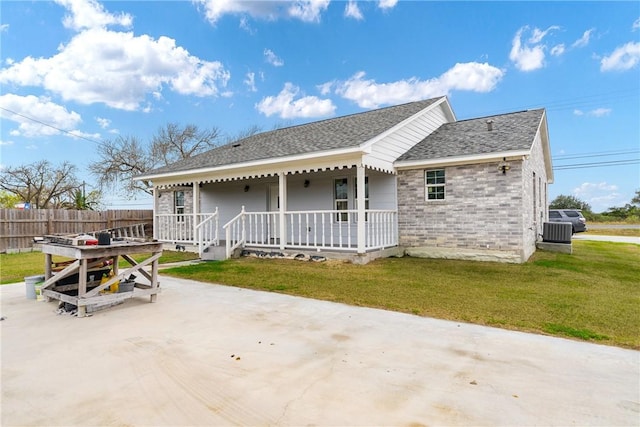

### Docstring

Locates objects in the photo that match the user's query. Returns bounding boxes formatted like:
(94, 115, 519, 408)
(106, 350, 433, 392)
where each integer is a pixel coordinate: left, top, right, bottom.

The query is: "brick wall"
(397, 161, 526, 259)
(157, 187, 194, 215)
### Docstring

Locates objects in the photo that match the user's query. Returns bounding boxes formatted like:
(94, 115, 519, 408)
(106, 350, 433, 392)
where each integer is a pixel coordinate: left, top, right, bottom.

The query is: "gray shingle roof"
(143, 97, 443, 177)
(397, 109, 545, 162)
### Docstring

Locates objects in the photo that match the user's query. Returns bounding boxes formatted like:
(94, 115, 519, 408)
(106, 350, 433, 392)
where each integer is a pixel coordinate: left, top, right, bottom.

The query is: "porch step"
(201, 242, 227, 261)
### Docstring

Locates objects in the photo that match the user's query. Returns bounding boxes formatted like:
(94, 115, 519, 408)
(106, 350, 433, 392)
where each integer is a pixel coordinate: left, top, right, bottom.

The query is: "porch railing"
(195, 208, 219, 256)
(223, 208, 249, 259)
(223, 208, 397, 256)
(156, 211, 219, 255)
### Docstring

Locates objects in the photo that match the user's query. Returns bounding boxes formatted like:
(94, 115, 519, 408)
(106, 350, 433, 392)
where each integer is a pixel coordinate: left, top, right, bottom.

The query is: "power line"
(0, 105, 105, 146)
(462, 87, 639, 118)
(554, 149, 640, 160)
(553, 159, 640, 170)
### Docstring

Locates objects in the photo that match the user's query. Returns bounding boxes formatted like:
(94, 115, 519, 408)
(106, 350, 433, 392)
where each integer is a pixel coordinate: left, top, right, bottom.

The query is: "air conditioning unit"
(543, 222, 572, 244)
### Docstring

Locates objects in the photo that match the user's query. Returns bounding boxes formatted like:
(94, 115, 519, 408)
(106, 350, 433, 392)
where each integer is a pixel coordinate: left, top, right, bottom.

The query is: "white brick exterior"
(397, 143, 549, 263)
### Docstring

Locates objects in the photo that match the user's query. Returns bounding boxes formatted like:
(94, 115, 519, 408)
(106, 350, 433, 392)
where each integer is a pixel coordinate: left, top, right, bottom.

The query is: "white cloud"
(317, 81, 333, 95)
(600, 41, 640, 71)
(264, 49, 284, 67)
(54, 0, 132, 31)
(572, 28, 595, 48)
(244, 71, 257, 92)
(0, 139, 14, 146)
(0, 24, 9, 33)
(96, 117, 111, 128)
(632, 17, 640, 31)
(0, 28, 230, 111)
(529, 26, 560, 44)
(239, 17, 255, 34)
(345, 1, 364, 20)
(589, 108, 612, 117)
(574, 108, 612, 117)
(288, 0, 330, 23)
(0, 94, 82, 137)
(195, 0, 274, 24)
(550, 44, 565, 57)
(196, 0, 332, 24)
(327, 62, 504, 109)
(378, 0, 398, 10)
(510, 25, 559, 71)
(256, 82, 336, 119)
(573, 182, 623, 212)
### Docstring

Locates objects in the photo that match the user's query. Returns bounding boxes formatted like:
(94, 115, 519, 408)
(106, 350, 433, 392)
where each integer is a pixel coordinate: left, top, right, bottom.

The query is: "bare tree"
(223, 124, 263, 144)
(91, 123, 221, 196)
(0, 160, 80, 208)
(90, 135, 152, 195)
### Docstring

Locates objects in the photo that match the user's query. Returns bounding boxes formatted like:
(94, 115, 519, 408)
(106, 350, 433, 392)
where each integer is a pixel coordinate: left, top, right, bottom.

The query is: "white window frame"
(334, 178, 348, 222)
(174, 190, 185, 222)
(425, 169, 445, 200)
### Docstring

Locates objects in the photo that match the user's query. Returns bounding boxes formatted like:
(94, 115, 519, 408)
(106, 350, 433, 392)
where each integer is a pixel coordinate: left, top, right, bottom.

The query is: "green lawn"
(2, 241, 638, 349)
(0, 250, 198, 284)
(160, 240, 640, 349)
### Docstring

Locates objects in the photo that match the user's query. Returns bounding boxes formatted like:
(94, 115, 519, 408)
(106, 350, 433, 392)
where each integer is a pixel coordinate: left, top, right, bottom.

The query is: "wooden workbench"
(41, 241, 163, 317)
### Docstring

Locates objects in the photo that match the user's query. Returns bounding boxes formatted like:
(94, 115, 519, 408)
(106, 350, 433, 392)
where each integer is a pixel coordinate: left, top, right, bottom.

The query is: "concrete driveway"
(1, 277, 638, 426)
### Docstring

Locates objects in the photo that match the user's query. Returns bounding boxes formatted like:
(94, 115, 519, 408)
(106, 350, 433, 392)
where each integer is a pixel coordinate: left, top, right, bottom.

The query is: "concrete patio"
(1, 276, 638, 426)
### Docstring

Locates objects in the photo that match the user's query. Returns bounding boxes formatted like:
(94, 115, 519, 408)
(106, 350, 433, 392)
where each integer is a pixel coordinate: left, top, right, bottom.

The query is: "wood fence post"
(47, 209, 53, 235)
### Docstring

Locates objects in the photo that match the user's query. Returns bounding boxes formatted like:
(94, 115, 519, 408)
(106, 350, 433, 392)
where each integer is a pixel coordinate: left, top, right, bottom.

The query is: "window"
(549, 211, 562, 219)
(425, 169, 445, 200)
(564, 210, 580, 218)
(175, 191, 185, 222)
(334, 178, 348, 221)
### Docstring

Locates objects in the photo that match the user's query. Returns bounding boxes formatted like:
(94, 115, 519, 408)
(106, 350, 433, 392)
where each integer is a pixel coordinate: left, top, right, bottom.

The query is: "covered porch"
(153, 165, 399, 261)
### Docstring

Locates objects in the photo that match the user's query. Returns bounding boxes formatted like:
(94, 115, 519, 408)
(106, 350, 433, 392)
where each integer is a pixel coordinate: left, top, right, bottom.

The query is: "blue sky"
(1, 0, 639, 212)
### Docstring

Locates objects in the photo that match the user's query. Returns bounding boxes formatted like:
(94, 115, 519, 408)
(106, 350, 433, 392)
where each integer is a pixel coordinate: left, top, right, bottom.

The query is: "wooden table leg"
(78, 259, 88, 318)
(45, 253, 52, 280)
(150, 251, 159, 303)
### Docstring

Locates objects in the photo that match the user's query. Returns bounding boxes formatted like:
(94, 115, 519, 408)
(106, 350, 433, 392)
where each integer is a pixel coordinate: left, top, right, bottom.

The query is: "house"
(136, 96, 553, 263)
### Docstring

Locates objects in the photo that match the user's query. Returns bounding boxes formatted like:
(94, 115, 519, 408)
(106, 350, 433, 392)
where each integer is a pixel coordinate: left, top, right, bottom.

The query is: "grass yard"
(2, 241, 638, 349)
(0, 250, 199, 285)
(160, 240, 640, 349)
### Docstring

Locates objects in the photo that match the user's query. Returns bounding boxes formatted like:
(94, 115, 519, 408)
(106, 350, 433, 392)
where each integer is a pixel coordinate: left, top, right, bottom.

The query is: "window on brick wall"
(425, 169, 445, 200)
(175, 190, 185, 222)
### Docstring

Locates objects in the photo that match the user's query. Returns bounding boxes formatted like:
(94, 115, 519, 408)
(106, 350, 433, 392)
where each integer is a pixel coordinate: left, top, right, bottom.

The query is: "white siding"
(364, 103, 451, 171)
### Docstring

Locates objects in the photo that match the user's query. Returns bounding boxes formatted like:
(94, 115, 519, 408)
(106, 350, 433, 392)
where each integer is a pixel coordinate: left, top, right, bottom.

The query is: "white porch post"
(152, 187, 158, 240)
(278, 172, 287, 250)
(356, 164, 366, 254)
(192, 181, 200, 245)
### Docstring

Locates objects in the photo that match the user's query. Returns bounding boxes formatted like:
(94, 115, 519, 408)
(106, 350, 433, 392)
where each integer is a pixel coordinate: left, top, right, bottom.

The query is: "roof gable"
(397, 109, 545, 162)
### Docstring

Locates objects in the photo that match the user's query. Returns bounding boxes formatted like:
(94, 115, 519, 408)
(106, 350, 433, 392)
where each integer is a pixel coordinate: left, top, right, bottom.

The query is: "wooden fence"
(0, 209, 153, 253)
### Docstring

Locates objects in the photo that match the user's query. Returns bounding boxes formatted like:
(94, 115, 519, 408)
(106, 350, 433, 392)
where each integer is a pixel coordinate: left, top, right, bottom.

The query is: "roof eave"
(394, 150, 531, 170)
(538, 110, 554, 184)
(135, 145, 368, 182)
